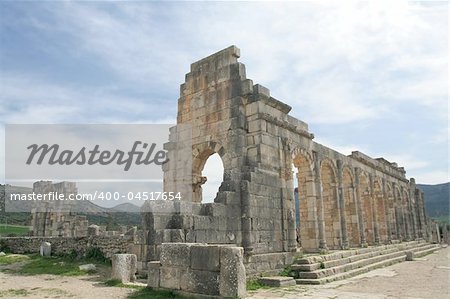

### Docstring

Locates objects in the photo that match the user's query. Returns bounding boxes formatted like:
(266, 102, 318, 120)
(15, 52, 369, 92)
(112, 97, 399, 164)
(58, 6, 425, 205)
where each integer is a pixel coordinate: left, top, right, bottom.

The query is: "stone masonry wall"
(0, 236, 133, 258)
(148, 243, 246, 298)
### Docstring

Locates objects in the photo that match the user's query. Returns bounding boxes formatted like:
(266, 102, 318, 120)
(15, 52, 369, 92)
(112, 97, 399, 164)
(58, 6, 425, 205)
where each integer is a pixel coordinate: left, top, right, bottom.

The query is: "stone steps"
(293, 241, 439, 284)
(293, 241, 424, 271)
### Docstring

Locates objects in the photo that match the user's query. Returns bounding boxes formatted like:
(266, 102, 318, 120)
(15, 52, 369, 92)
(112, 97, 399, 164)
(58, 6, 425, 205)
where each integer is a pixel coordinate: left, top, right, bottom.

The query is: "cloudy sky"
(0, 1, 448, 201)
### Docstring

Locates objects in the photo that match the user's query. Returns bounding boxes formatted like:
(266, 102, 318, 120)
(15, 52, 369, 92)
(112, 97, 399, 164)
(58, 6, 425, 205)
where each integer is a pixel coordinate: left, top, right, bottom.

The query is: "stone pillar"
(401, 186, 412, 241)
(354, 168, 367, 247)
(419, 191, 428, 239)
(392, 183, 402, 241)
(369, 174, 380, 245)
(409, 179, 419, 240)
(240, 180, 253, 255)
(336, 160, 349, 249)
(281, 139, 297, 252)
(313, 152, 327, 251)
(435, 223, 441, 244)
(112, 254, 137, 283)
(382, 179, 391, 243)
(442, 224, 449, 244)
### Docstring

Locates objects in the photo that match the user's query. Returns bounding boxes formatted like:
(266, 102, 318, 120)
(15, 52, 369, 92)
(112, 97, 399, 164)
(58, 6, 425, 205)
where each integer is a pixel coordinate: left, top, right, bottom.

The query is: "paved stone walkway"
(248, 246, 450, 299)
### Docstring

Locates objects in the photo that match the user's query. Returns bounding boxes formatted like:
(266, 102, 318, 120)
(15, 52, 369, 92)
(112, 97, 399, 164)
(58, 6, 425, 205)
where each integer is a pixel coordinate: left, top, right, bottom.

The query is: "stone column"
(313, 152, 328, 251)
(336, 160, 349, 249)
(354, 168, 367, 247)
(369, 174, 380, 245)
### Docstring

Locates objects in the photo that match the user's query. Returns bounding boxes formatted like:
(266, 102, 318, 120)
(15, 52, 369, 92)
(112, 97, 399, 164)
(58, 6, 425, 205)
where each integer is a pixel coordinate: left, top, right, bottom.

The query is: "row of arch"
(292, 149, 425, 251)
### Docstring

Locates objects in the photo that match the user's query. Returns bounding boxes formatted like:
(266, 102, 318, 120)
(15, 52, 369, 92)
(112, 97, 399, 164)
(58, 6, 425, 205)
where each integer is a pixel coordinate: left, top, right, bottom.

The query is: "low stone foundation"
(148, 243, 246, 298)
(0, 236, 133, 258)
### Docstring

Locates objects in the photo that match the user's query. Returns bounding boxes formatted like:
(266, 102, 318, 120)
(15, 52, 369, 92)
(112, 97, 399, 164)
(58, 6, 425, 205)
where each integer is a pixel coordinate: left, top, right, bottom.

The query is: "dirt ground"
(0, 246, 448, 299)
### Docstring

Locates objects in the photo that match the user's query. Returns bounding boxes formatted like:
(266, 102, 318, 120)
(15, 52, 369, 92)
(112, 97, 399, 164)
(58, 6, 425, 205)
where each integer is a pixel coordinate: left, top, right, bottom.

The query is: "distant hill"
(417, 182, 450, 218)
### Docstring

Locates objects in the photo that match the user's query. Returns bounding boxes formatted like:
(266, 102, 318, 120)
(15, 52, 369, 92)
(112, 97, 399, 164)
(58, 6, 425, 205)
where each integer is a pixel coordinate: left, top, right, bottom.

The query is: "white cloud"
(0, 1, 447, 186)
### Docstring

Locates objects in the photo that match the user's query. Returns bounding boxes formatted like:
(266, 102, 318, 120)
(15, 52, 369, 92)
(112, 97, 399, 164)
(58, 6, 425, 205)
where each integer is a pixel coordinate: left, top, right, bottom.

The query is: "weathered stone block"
(219, 246, 246, 298)
(180, 269, 220, 295)
(39, 241, 51, 257)
(160, 243, 191, 267)
(191, 245, 220, 271)
(159, 266, 184, 290)
(111, 254, 137, 283)
(258, 276, 296, 287)
(147, 261, 161, 288)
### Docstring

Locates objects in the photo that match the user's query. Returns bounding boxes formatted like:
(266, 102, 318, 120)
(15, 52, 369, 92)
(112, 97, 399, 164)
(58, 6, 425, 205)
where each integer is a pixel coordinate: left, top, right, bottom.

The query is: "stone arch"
(320, 158, 341, 249)
(342, 166, 359, 247)
(373, 178, 388, 243)
(191, 141, 230, 203)
(359, 172, 374, 245)
(292, 148, 317, 251)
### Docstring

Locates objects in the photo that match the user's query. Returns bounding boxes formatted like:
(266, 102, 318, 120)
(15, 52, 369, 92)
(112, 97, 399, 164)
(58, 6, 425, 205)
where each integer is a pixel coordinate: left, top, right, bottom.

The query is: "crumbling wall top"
(190, 45, 240, 74)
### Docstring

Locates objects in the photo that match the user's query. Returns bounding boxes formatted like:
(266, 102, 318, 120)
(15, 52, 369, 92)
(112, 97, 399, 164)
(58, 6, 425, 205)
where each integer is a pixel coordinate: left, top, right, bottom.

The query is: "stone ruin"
(2, 46, 438, 298)
(140, 46, 435, 295)
(31, 181, 89, 237)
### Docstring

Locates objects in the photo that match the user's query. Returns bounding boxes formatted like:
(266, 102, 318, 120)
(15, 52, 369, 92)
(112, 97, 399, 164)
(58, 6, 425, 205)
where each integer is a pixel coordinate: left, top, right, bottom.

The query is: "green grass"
(0, 254, 30, 264)
(0, 224, 31, 237)
(0, 288, 31, 297)
(246, 279, 270, 291)
(2, 254, 99, 276)
(127, 288, 190, 299)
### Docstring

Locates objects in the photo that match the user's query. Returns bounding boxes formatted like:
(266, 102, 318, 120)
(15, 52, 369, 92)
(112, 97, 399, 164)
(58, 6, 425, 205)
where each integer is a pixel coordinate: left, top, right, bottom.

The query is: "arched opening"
(291, 163, 300, 231)
(374, 180, 388, 243)
(359, 173, 374, 245)
(320, 160, 340, 249)
(343, 168, 359, 247)
(292, 152, 316, 251)
(200, 153, 224, 203)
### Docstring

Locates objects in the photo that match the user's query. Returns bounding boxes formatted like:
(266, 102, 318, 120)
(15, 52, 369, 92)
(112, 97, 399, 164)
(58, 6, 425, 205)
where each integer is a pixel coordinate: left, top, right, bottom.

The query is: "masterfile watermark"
(5, 124, 191, 180)
(26, 141, 168, 171)
(4, 124, 193, 213)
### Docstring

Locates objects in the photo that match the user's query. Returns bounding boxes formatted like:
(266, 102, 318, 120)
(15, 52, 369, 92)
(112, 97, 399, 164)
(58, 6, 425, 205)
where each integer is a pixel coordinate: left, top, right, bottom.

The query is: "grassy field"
(0, 224, 31, 237)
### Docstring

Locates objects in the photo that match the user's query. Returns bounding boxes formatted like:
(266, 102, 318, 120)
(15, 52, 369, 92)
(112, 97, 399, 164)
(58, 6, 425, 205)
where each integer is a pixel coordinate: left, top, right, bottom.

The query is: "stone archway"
(292, 149, 317, 251)
(191, 142, 229, 203)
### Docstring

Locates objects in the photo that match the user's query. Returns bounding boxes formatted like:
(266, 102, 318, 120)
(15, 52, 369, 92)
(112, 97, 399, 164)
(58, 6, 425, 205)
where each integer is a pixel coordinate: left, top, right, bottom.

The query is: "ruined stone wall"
(0, 236, 133, 258)
(143, 46, 431, 275)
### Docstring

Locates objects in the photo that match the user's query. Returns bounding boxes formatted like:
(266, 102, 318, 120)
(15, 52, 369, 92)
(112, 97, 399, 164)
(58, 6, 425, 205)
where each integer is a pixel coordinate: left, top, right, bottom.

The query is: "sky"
(0, 1, 448, 203)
